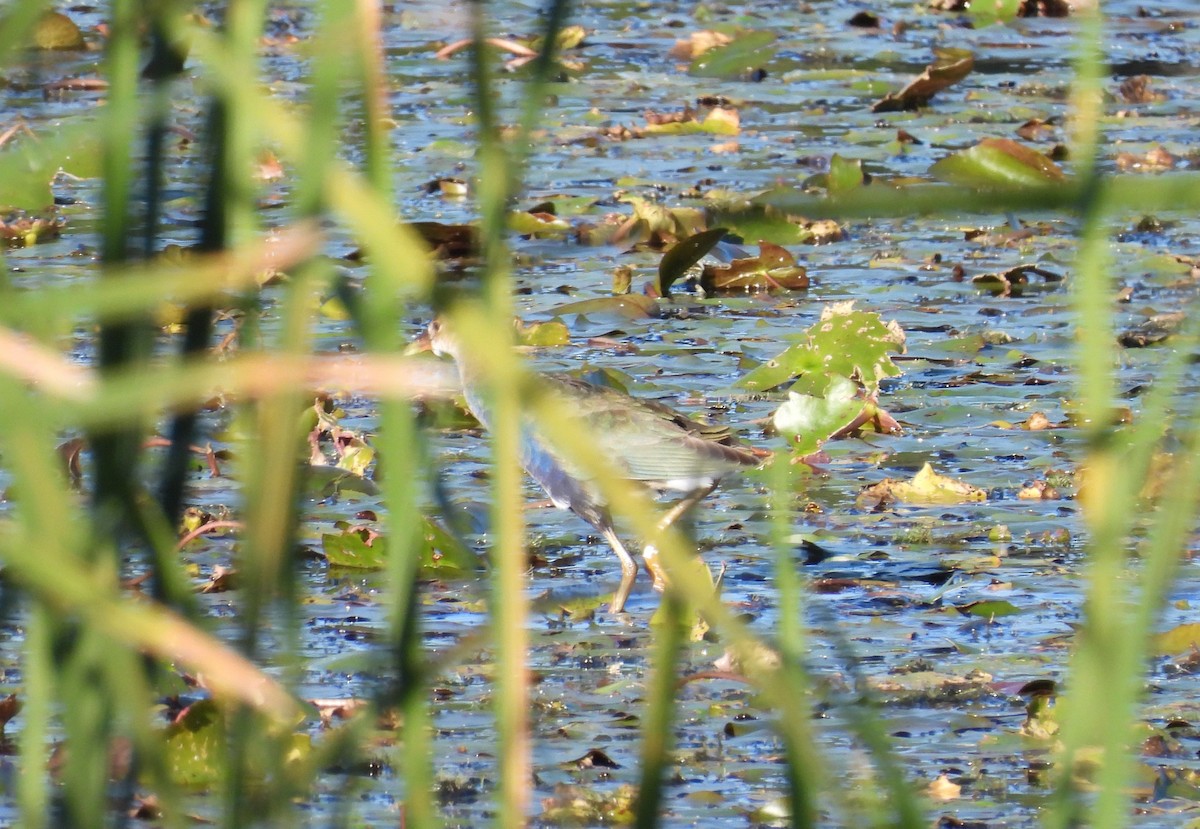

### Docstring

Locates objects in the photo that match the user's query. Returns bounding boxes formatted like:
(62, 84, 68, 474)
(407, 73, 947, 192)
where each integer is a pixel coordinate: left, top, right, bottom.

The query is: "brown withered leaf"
(927, 773, 962, 801)
(872, 48, 973, 113)
(1017, 480, 1061, 500)
(1016, 118, 1057, 141)
(199, 565, 238, 594)
(1118, 75, 1166, 104)
(1118, 311, 1185, 347)
(407, 221, 478, 259)
(1115, 145, 1176, 172)
(668, 30, 731, 61)
(800, 218, 845, 244)
(0, 694, 20, 730)
(1022, 412, 1063, 431)
(567, 748, 621, 770)
(0, 213, 64, 247)
(699, 242, 808, 294)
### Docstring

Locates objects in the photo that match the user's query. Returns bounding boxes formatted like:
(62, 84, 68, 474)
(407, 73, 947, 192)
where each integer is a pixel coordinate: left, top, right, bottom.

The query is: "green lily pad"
(689, 30, 775, 79)
(33, 11, 84, 50)
(736, 306, 904, 394)
(930, 137, 1066, 189)
(0, 123, 103, 210)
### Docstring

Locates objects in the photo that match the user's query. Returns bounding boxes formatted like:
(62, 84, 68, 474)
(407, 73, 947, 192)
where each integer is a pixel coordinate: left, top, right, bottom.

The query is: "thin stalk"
(633, 590, 684, 829)
(90, 0, 145, 541)
(354, 0, 391, 199)
(769, 456, 819, 827)
(1047, 7, 1142, 829)
(17, 605, 52, 829)
(338, 1, 438, 820)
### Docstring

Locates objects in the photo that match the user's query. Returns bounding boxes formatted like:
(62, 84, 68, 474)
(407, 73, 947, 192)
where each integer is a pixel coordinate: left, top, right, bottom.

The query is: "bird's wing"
(538, 375, 760, 487)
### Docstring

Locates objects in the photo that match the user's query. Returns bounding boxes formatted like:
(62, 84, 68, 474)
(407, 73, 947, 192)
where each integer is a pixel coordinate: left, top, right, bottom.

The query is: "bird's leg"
(643, 483, 718, 593)
(600, 524, 637, 614)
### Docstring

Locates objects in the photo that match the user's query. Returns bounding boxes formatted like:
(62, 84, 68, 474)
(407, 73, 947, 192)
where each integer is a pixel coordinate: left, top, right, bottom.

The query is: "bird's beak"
(404, 326, 434, 356)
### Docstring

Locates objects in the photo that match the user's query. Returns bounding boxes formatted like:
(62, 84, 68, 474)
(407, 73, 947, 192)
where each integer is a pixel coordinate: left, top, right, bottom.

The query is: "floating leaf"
(699, 242, 808, 293)
(930, 137, 1066, 189)
(971, 264, 1064, 297)
(771, 376, 861, 456)
(163, 700, 225, 788)
(1156, 623, 1200, 656)
(307, 465, 380, 498)
(857, 462, 987, 507)
(871, 48, 973, 112)
(33, 11, 84, 50)
(668, 30, 730, 61)
(1118, 312, 1184, 348)
(399, 221, 478, 259)
(323, 527, 386, 569)
(551, 293, 659, 320)
(737, 304, 905, 394)
(657, 226, 728, 296)
(827, 154, 865, 195)
(641, 107, 739, 137)
(0, 123, 103, 210)
(509, 209, 571, 238)
(689, 30, 775, 79)
(322, 516, 475, 575)
(968, 0, 1023, 25)
(514, 318, 570, 347)
(956, 599, 1021, 618)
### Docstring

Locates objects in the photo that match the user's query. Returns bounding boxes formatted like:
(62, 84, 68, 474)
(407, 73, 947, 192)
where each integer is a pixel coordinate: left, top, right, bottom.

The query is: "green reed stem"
(464, 2, 570, 823)
(768, 456, 819, 827)
(633, 591, 684, 829)
(1043, 7, 1131, 829)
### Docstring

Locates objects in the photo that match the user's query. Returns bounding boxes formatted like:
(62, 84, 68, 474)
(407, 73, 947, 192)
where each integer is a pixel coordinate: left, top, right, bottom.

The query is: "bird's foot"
(643, 544, 669, 593)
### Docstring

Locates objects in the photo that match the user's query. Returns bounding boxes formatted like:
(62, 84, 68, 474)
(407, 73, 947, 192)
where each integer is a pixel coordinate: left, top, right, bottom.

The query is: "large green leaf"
(930, 138, 1066, 189)
(737, 306, 904, 394)
(689, 30, 775, 78)
(0, 122, 103, 210)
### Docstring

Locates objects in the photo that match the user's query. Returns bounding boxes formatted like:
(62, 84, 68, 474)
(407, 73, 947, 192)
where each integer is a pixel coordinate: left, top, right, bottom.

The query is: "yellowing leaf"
(858, 462, 986, 507)
(1156, 623, 1200, 656)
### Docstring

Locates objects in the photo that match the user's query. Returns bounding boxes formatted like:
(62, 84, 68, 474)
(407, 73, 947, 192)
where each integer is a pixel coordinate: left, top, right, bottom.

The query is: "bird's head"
(405, 316, 458, 359)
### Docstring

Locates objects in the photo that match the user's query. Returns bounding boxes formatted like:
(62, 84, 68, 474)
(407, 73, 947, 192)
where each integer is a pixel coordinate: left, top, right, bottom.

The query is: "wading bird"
(423, 316, 762, 612)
